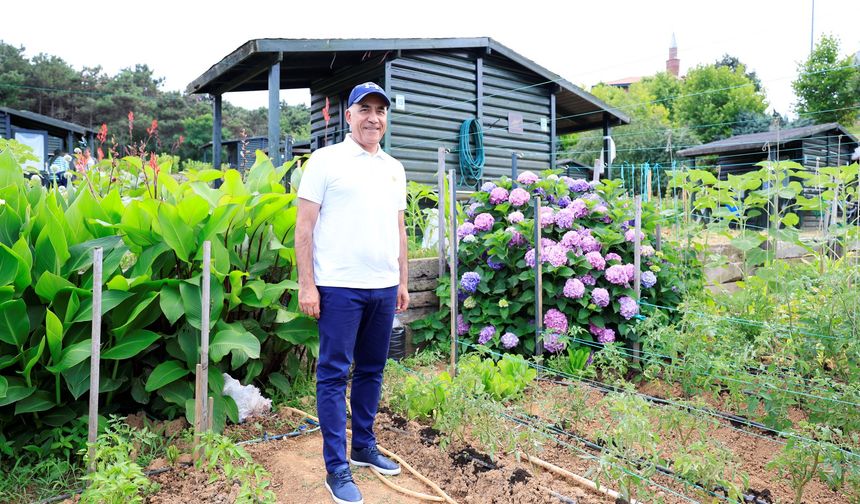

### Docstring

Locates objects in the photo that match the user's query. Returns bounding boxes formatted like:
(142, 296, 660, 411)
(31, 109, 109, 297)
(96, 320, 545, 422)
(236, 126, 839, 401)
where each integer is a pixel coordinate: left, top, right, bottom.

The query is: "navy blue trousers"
(316, 285, 397, 474)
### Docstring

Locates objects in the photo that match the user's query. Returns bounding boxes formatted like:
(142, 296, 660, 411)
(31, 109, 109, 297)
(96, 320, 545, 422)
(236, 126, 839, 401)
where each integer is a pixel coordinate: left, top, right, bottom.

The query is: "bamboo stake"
(193, 363, 203, 462)
(369, 468, 444, 502)
(282, 407, 458, 504)
(87, 247, 103, 474)
(207, 396, 214, 431)
(519, 452, 639, 504)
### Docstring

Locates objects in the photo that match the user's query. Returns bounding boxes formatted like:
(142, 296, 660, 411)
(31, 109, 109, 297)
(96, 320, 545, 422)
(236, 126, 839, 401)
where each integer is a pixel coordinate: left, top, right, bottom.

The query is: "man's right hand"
(299, 284, 321, 319)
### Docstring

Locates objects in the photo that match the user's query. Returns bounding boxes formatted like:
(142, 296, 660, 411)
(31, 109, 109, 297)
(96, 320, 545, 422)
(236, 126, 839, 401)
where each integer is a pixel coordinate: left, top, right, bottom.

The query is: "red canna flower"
(149, 152, 159, 175)
(97, 147, 104, 161)
(323, 97, 331, 124)
(146, 119, 158, 136)
(128, 111, 134, 139)
(97, 123, 108, 144)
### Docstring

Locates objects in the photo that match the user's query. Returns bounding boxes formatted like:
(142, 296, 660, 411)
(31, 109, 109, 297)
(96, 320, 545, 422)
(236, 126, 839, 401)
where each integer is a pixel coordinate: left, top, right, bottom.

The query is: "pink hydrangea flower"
(605, 264, 630, 285)
(525, 248, 536, 268)
(457, 314, 470, 335)
(474, 213, 495, 232)
(507, 211, 524, 224)
(561, 230, 582, 249)
(478, 325, 496, 344)
(580, 274, 596, 286)
(605, 252, 622, 262)
(619, 296, 639, 320)
(507, 227, 526, 247)
(568, 199, 588, 218)
(554, 208, 576, 229)
(516, 171, 539, 185)
(539, 207, 555, 228)
(489, 187, 509, 205)
(544, 245, 569, 268)
(585, 251, 606, 271)
(509, 188, 530, 207)
(625, 229, 644, 242)
(563, 278, 585, 299)
(542, 331, 566, 353)
(592, 288, 610, 308)
(457, 222, 476, 239)
(501, 332, 519, 349)
(544, 308, 569, 333)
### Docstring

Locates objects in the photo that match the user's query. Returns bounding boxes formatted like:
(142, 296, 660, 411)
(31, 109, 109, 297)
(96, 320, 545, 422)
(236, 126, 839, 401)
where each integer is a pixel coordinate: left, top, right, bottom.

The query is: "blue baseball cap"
(347, 82, 391, 108)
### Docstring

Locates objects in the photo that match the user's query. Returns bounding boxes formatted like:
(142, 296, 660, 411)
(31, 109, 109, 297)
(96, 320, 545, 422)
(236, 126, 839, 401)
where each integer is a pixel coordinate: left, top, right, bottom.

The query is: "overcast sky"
(3, 0, 858, 117)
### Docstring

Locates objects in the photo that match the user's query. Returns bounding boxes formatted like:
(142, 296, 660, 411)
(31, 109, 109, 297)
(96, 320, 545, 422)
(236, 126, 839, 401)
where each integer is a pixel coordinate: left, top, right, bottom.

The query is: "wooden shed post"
(268, 54, 282, 166)
(534, 198, 543, 358)
(448, 169, 458, 377)
(437, 147, 447, 278)
(212, 95, 222, 170)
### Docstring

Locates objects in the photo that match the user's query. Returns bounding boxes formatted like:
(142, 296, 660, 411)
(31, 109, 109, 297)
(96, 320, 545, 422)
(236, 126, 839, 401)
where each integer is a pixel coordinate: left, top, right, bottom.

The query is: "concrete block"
(408, 278, 438, 292)
(409, 290, 439, 309)
(705, 263, 744, 284)
(408, 257, 440, 280)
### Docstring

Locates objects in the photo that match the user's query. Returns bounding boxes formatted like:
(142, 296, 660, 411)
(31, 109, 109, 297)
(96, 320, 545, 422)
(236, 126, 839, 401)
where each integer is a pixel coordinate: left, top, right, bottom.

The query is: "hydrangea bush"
(413, 170, 697, 356)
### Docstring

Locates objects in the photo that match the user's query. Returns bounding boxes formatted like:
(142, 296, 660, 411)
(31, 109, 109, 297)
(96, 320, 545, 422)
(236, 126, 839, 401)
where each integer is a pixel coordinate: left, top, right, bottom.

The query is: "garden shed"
(187, 37, 629, 185)
(0, 105, 96, 171)
(678, 123, 859, 229)
(677, 123, 858, 177)
(200, 135, 310, 170)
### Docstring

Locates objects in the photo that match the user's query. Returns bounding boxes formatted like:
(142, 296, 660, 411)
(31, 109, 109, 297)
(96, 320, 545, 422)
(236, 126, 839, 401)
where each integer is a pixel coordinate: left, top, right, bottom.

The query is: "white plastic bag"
(222, 373, 272, 423)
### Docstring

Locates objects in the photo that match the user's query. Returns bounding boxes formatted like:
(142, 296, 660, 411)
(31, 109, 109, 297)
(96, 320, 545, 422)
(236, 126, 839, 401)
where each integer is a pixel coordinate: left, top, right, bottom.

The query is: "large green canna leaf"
(209, 325, 261, 363)
(145, 360, 190, 392)
(0, 242, 19, 287)
(274, 317, 320, 358)
(101, 329, 160, 360)
(62, 361, 90, 399)
(157, 203, 195, 263)
(22, 337, 46, 385)
(158, 380, 193, 406)
(177, 194, 209, 228)
(35, 271, 77, 302)
(41, 406, 77, 427)
(0, 299, 29, 347)
(119, 200, 158, 250)
(45, 309, 63, 364)
(72, 290, 134, 323)
(159, 284, 184, 325)
(46, 339, 91, 374)
(180, 277, 224, 330)
(11, 237, 32, 291)
(0, 375, 7, 399)
(14, 390, 54, 414)
(112, 291, 160, 338)
(0, 376, 35, 406)
(64, 235, 124, 277)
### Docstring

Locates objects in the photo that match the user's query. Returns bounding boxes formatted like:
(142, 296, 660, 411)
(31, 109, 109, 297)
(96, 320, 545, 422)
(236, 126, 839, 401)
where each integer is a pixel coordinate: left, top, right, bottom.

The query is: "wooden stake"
(633, 196, 642, 364)
(437, 147, 447, 279)
(200, 241, 211, 430)
(193, 363, 203, 462)
(448, 169, 458, 377)
(534, 197, 543, 357)
(87, 247, 103, 473)
(369, 469, 445, 502)
(207, 396, 214, 431)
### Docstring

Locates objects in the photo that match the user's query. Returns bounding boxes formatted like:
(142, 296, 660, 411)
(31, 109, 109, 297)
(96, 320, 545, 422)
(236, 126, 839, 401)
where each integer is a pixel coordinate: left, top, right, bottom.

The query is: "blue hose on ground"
(458, 118, 485, 188)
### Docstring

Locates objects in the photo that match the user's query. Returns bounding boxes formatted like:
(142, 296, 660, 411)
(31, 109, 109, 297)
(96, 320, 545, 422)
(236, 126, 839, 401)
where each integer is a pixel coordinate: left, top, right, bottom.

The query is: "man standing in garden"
(296, 81, 409, 504)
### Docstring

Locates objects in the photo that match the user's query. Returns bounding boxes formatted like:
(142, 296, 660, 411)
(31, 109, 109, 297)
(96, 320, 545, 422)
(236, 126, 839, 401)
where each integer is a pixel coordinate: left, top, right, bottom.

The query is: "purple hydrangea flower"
(507, 211, 524, 224)
(544, 245, 569, 268)
(557, 195, 571, 208)
(539, 207, 555, 228)
(460, 271, 480, 293)
(605, 264, 630, 285)
(457, 221, 476, 239)
(544, 308, 569, 333)
(554, 208, 576, 229)
(604, 252, 622, 263)
(542, 331, 566, 353)
(478, 325, 496, 344)
(563, 278, 585, 299)
(517, 171, 539, 185)
(534, 187, 547, 199)
(525, 248, 536, 268)
(580, 235, 602, 253)
(625, 229, 644, 242)
(507, 227, 526, 246)
(489, 187, 509, 205)
(585, 251, 606, 271)
(570, 179, 591, 192)
(580, 274, 596, 286)
(509, 188, 530, 207)
(568, 199, 588, 218)
(593, 205, 608, 215)
(481, 181, 497, 193)
(598, 327, 616, 343)
(561, 230, 582, 249)
(623, 264, 636, 281)
(474, 213, 495, 232)
(541, 238, 557, 248)
(457, 314, 470, 335)
(501, 332, 519, 349)
(592, 288, 610, 308)
(619, 296, 639, 320)
(486, 256, 503, 270)
(641, 271, 657, 288)
(466, 202, 481, 217)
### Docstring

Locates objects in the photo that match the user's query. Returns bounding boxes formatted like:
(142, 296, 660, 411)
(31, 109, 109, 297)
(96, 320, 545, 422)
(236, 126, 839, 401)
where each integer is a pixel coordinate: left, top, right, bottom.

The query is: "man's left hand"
(396, 285, 410, 313)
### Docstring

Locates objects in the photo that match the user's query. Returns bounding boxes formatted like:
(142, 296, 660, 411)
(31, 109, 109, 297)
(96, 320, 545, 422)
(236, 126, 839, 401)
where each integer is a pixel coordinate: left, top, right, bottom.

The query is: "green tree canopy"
(792, 35, 860, 126)
(561, 82, 698, 166)
(675, 63, 767, 143)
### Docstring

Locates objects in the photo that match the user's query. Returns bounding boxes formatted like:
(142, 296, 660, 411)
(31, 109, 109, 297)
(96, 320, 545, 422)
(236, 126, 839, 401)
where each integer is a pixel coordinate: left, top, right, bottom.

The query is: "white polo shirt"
(297, 134, 406, 288)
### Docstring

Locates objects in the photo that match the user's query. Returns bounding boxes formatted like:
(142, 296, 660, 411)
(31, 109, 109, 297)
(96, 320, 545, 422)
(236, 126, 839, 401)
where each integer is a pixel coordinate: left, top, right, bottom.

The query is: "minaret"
(666, 33, 680, 77)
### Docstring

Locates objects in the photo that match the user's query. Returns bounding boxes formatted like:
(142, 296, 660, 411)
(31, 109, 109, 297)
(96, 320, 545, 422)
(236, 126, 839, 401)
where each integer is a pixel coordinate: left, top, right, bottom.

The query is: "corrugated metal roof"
(678, 123, 859, 157)
(186, 37, 629, 134)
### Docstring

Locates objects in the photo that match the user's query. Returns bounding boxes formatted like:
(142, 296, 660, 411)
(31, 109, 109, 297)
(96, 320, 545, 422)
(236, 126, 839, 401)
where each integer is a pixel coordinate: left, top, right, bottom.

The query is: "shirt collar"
(344, 134, 386, 159)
